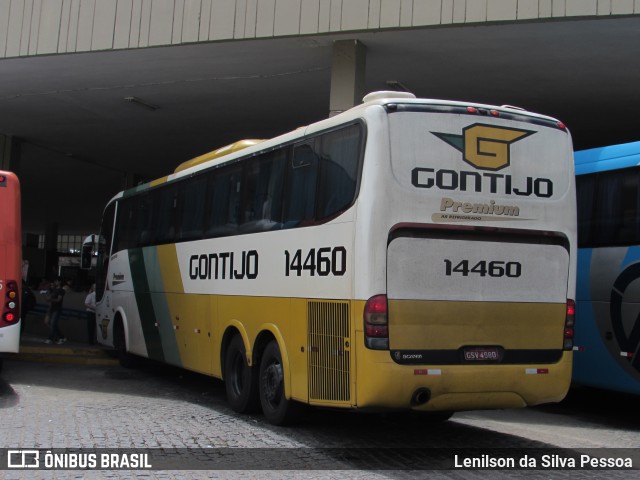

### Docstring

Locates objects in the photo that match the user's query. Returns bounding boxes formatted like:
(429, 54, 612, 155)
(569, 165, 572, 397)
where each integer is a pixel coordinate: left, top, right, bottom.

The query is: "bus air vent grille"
(307, 301, 351, 403)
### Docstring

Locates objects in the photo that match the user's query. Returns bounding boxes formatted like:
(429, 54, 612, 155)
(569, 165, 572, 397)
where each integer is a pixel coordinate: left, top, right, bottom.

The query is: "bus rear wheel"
(224, 335, 259, 413)
(259, 340, 300, 425)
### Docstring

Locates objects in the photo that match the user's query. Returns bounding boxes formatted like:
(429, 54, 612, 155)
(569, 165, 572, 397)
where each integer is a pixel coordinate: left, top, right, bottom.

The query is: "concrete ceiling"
(1, 15, 639, 234)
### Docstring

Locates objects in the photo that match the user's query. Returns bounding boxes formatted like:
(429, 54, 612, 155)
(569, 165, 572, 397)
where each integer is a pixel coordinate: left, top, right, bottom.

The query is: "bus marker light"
(414, 369, 442, 375)
(566, 301, 575, 317)
(620, 352, 633, 358)
(573, 346, 585, 352)
(563, 300, 575, 350)
(525, 368, 549, 375)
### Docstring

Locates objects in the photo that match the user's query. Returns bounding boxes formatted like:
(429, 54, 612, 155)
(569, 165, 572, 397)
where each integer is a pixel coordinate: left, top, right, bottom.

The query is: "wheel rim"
(263, 360, 284, 409)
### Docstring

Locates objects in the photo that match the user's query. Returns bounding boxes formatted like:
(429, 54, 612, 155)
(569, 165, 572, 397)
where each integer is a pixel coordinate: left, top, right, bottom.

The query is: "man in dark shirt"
(45, 278, 66, 345)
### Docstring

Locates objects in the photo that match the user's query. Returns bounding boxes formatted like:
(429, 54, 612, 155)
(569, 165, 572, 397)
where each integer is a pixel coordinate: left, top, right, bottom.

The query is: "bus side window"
(154, 185, 179, 244)
(240, 150, 285, 232)
(137, 194, 154, 246)
(578, 167, 640, 248)
(316, 124, 361, 220)
(113, 198, 135, 252)
(284, 143, 318, 226)
(576, 175, 596, 247)
(261, 150, 285, 228)
(179, 176, 207, 241)
(208, 166, 242, 237)
(618, 173, 640, 245)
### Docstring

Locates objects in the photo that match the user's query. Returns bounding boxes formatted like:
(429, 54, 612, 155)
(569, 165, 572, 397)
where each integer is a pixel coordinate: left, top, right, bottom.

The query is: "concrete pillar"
(44, 221, 59, 280)
(329, 40, 367, 117)
(0, 134, 21, 174)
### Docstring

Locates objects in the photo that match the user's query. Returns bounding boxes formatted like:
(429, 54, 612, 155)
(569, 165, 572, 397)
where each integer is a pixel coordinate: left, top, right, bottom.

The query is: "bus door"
(95, 203, 116, 344)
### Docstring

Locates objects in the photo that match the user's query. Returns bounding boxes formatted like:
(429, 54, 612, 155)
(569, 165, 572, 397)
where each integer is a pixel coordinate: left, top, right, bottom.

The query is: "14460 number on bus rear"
(443, 259, 522, 278)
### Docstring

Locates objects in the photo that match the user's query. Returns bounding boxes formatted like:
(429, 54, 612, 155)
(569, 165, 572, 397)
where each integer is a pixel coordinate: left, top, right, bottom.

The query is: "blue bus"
(574, 141, 640, 395)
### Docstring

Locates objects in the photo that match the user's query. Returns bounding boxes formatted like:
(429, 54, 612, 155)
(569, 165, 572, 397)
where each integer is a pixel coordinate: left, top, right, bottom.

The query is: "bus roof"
(110, 91, 567, 204)
(574, 140, 640, 175)
(174, 139, 265, 173)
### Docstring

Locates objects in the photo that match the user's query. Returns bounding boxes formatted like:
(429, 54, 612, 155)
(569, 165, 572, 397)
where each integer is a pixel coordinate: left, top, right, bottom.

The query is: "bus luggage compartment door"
(386, 232, 570, 365)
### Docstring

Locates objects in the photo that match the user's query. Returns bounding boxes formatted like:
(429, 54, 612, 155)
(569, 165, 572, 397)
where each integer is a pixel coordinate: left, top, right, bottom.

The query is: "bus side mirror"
(81, 244, 93, 270)
(81, 234, 97, 270)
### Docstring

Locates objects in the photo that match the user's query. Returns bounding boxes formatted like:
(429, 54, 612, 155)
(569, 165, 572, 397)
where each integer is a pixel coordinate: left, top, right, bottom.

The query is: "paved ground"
(1, 345, 639, 479)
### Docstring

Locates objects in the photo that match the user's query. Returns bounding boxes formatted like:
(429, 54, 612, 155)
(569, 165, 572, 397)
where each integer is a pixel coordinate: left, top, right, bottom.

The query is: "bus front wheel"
(113, 319, 136, 368)
(224, 335, 259, 413)
(259, 340, 300, 425)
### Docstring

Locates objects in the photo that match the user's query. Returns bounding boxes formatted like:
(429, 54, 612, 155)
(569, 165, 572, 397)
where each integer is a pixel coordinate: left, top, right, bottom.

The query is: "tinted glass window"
(283, 123, 362, 226)
(113, 197, 136, 252)
(137, 194, 154, 246)
(240, 150, 286, 232)
(208, 166, 242, 236)
(154, 185, 179, 244)
(107, 122, 364, 248)
(577, 167, 640, 247)
(284, 143, 319, 226)
(180, 176, 208, 240)
(316, 124, 361, 219)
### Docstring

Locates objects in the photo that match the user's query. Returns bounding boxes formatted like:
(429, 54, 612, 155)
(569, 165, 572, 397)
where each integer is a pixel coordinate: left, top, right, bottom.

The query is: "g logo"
(433, 124, 534, 171)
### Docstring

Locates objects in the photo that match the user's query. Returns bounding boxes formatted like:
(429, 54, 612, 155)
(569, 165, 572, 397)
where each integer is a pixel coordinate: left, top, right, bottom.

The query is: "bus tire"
(259, 340, 300, 425)
(224, 335, 259, 413)
(113, 319, 136, 369)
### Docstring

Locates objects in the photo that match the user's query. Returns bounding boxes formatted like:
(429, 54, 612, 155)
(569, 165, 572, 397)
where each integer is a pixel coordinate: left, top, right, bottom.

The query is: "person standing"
(84, 283, 97, 345)
(45, 278, 66, 345)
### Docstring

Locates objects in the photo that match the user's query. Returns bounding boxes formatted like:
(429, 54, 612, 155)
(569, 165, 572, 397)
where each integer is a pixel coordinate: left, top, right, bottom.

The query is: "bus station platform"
(6, 334, 119, 366)
(5, 291, 119, 366)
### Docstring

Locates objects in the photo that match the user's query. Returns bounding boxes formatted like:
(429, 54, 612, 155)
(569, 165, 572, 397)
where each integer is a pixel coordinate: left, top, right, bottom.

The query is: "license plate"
(463, 347, 501, 361)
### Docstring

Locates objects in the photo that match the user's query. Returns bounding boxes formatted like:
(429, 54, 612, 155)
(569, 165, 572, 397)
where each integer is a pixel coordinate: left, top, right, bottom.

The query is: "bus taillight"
(3, 280, 20, 323)
(364, 294, 388, 350)
(563, 299, 575, 350)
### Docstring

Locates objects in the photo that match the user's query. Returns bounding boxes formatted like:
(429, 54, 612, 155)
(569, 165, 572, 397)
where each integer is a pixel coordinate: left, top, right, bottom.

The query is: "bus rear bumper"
(0, 321, 21, 353)
(355, 347, 572, 412)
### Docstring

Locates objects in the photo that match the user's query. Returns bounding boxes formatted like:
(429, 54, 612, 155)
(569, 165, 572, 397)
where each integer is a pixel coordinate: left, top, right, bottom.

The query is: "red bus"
(0, 170, 22, 368)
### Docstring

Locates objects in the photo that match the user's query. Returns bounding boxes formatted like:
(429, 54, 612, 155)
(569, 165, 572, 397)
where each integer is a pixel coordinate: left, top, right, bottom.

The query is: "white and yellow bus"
(86, 91, 577, 424)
